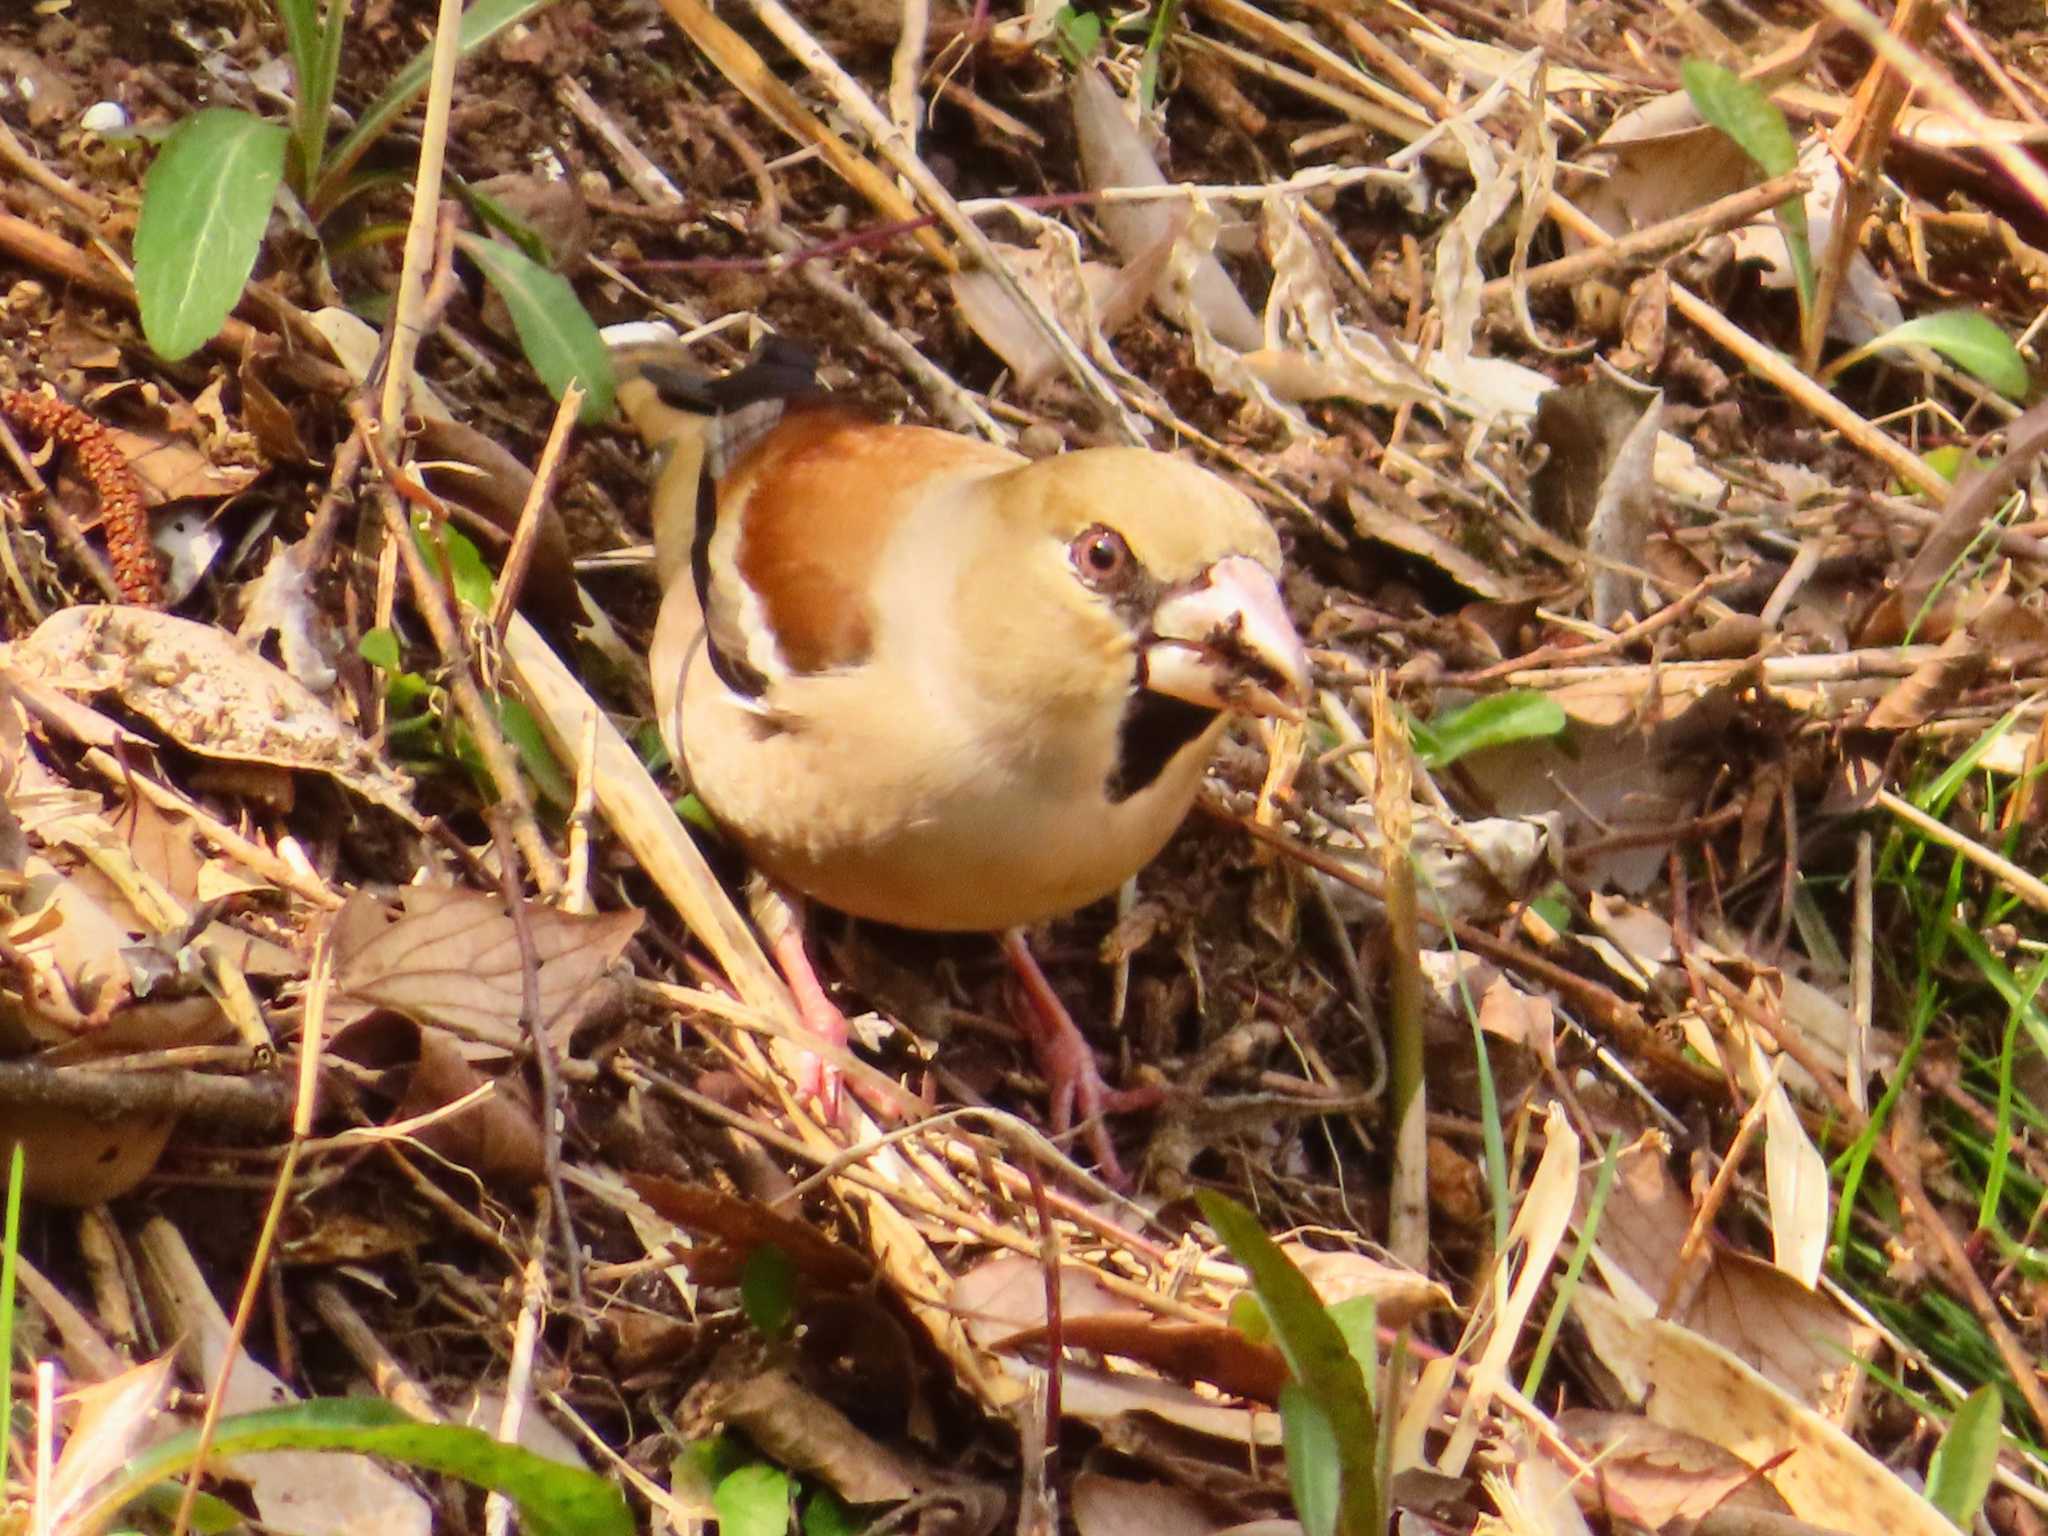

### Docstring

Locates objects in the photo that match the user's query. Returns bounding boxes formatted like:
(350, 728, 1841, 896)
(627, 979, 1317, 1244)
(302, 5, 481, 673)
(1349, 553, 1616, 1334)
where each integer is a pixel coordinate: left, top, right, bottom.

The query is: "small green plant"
(1681, 58, 1813, 327)
(1926, 1384, 2004, 1528)
(132, 0, 612, 422)
(678, 1433, 858, 1536)
(1136, 0, 1185, 112)
(358, 520, 572, 808)
(1826, 310, 2031, 401)
(1409, 691, 1568, 770)
(1200, 1191, 1384, 1536)
(1681, 58, 2027, 403)
(1050, 4, 1105, 69)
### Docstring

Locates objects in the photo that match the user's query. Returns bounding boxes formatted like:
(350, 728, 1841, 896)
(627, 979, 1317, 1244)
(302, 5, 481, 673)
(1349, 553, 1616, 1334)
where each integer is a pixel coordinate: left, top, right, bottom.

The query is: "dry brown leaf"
(1575, 111, 1754, 241)
(391, 1025, 546, 1183)
(1556, 1410, 1792, 1527)
(1861, 631, 1987, 731)
(45, 1355, 178, 1528)
(1530, 375, 1661, 625)
(1070, 64, 1261, 350)
(701, 1359, 940, 1508)
(2, 1100, 177, 1205)
(328, 886, 641, 1052)
(1589, 1142, 1875, 1417)
(9, 606, 411, 819)
(1572, 1286, 1948, 1535)
(992, 1312, 1288, 1402)
(952, 1253, 1131, 1350)
(101, 421, 264, 506)
(1280, 1242, 1454, 1329)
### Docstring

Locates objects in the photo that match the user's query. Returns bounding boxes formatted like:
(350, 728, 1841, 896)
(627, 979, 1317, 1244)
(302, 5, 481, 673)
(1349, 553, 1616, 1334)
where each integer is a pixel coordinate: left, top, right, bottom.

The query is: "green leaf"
(1198, 1192, 1380, 1536)
(1052, 4, 1103, 67)
(714, 1463, 793, 1536)
(124, 1480, 246, 1533)
(634, 721, 672, 776)
(1921, 445, 1998, 484)
(455, 174, 556, 267)
(359, 626, 402, 674)
(803, 1487, 861, 1536)
(1926, 1384, 2003, 1528)
(412, 515, 497, 612)
(1681, 58, 1796, 175)
(275, 0, 323, 106)
(386, 671, 432, 718)
(673, 792, 719, 834)
(2, 1143, 23, 1447)
(1859, 311, 2029, 401)
(674, 1435, 749, 1506)
(740, 1244, 799, 1340)
(78, 1399, 631, 1536)
(1412, 692, 1568, 769)
(497, 694, 574, 809)
(1681, 59, 1812, 311)
(1324, 1298, 1377, 1401)
(134, 108, 289, 361)
(1280, 1383, 1341, 1536)
(456, 232, 615, 423)
(276, 0, 348, 191)
(1229, 1290, 1273, 1346)
(1526, 889, 1572, 936)
(314, 0, 565, 213)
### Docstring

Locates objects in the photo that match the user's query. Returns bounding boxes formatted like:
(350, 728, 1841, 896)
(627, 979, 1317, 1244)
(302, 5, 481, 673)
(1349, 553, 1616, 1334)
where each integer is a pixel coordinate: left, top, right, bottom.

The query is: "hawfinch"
(621, 340, 1310, 1179)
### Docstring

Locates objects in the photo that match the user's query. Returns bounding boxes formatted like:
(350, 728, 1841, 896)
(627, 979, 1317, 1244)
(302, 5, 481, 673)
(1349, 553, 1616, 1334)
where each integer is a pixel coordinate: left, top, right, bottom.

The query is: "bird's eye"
(1071, 525, 1133, 588)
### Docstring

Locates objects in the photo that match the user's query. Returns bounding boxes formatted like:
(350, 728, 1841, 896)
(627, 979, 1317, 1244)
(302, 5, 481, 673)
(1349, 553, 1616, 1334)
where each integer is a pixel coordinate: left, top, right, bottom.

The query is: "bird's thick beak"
(1144, 555, 1311, 720)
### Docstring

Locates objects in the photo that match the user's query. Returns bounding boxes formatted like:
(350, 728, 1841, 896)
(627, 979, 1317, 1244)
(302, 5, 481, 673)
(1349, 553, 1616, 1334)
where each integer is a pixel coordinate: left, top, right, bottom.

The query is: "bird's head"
(977, 447, 1311, 725)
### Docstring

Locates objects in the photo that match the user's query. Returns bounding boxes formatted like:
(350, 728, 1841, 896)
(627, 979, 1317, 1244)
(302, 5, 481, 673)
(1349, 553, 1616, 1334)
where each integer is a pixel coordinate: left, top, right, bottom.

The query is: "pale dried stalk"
(1372, 678, 1428, 1272)
(377, 0, 464, 435)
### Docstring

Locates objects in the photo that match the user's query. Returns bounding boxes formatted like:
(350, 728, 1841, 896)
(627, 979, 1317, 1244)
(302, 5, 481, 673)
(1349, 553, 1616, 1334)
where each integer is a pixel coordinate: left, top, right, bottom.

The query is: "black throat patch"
(1106, 690, 1217, 804)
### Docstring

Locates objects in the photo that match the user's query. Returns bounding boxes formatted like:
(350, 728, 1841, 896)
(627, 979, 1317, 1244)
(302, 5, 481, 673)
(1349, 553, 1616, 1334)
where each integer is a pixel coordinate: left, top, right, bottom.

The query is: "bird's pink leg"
(753, 883, 846, 1113)
(999, 928, 1161, 1184)
(754, 883, 924, 1123)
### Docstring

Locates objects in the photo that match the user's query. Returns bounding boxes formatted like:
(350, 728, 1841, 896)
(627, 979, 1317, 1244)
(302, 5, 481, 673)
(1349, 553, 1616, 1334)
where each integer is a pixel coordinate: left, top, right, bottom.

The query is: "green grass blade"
(134, 108, 289, 361)
(1411, 692, 1567, 769)
(1680, 59, 1797, 174)
(79, 1398, 632, 1536)
(1, 1143, 22, 1458)
(1839, 311, 2030, 401)
(1926, 1384, 2003, 1528)
(456, 232, 614, 422)
(313, 0, 562, 211)
(1681, 58, 1812, 312)
(1199, 1192, 1381, 1535)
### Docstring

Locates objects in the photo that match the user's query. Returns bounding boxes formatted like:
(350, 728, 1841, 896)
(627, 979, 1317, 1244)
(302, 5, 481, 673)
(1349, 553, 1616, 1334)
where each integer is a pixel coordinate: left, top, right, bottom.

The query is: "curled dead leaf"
(10, 606, 412, 819)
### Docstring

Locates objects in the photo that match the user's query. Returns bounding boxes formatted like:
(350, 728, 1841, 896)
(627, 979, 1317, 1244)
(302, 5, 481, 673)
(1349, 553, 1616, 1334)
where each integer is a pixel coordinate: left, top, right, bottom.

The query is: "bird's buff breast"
(680, 655, 1227, 932)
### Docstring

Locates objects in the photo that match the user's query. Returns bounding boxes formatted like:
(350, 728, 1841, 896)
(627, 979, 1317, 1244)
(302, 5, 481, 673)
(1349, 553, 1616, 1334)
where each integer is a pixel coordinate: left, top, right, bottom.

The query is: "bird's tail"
(614, 337, 825, 588)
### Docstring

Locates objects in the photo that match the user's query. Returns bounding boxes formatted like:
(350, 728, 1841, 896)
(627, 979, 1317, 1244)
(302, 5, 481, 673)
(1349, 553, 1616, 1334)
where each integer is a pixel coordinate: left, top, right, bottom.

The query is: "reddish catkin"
(0, 387, 162, 605)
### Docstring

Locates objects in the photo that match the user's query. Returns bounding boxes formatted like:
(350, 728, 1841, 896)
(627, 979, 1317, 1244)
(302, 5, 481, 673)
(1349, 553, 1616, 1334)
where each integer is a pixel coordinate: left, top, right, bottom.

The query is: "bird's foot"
(766, 914, 848, 1117)
(760, 888, 921, 1124)
(1000, 929, 1155, 1186)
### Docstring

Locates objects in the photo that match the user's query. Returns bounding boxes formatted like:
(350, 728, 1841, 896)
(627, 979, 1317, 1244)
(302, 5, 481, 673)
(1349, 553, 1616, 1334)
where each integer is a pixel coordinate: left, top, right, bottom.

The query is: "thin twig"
(488, 805, 585, 1314)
